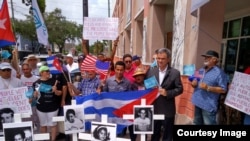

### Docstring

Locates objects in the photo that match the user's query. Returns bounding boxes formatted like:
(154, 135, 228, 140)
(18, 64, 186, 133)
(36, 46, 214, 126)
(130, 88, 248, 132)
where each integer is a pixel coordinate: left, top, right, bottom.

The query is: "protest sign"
(224, 71, 250, 115)
(0, 87, 31, 114)
(83, 17, 118, 40)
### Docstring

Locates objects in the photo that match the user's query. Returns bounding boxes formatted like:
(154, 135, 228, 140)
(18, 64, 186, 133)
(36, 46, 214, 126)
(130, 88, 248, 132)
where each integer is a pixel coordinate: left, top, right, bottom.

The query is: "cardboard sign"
(83, 17, 118, 40)
(224, 71, 250, 115)
(0, 87, 31, 114)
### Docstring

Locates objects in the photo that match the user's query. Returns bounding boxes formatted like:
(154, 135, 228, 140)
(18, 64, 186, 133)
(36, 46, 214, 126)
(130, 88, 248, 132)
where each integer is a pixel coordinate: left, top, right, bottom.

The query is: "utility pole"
(10, 0, 15, 20)
(108, 0, 111, 57)
(83, 0, 89, 53)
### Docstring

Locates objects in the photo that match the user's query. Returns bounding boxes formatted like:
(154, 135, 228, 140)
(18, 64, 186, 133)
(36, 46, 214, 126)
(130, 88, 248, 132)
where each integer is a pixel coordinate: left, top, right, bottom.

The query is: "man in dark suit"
(146, 48, 183, 141)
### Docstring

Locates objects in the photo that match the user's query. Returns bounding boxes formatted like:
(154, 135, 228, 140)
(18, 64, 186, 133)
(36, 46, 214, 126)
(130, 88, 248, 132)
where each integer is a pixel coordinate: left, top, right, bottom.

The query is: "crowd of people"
(0, 41, 249, 141)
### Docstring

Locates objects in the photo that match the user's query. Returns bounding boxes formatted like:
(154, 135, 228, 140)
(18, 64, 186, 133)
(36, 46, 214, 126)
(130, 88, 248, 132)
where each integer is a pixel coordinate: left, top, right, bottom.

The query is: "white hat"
(65, 53, 73, 58)
(0, 62, 12, 70)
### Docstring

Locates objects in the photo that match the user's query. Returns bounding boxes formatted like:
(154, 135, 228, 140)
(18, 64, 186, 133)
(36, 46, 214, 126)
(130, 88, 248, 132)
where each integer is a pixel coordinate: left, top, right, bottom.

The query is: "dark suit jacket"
(146, 66, 183, 118)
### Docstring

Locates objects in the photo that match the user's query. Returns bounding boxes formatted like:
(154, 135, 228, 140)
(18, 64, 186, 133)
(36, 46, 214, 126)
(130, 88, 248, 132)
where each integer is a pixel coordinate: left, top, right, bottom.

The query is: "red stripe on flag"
(113, 88, 159, 118)
(80, 55, 97, 72)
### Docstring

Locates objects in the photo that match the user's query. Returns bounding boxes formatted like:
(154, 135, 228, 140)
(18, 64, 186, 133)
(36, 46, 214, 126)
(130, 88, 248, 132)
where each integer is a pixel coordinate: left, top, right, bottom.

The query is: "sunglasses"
(125, 60, 132, 63)
(1, 69, 11, 72)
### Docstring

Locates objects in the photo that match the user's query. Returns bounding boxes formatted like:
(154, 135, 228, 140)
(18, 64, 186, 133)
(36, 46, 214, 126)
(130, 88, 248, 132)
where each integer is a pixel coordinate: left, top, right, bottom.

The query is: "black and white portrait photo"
(0, 107, 16, 136)
(91, 122, 116, 141)
(64, 105, 85, 134)
(3, 121, 33, 141)
(133, 105, 154, 134)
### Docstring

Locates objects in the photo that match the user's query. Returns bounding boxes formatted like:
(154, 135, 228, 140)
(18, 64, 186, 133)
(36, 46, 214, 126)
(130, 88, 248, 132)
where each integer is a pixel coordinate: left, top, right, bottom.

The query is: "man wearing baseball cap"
(190, 50, 228, 125)
(0, 63, 23, 89)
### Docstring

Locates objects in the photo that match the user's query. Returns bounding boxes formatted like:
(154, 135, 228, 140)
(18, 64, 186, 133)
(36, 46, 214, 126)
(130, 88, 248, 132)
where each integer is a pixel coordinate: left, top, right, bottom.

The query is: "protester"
(146, 48, 183, 141)
(68, 70, 100, 96)
(0, 62, 23, 90)
(132, 55, 142, 69)
(32, 65, 62, 141)
(101, 61, 131, 137)
(191, 50, 228, 125)
(1, 50, 19, 78)
(65, 53, 78, 73)
(131, 68, 146, 90)
(20, 63, 39, 133)
(123, 54, 136, 83)
(25, 54, 40, 77)
(130, 67, 147, 141)
(102, 61, 131, 92)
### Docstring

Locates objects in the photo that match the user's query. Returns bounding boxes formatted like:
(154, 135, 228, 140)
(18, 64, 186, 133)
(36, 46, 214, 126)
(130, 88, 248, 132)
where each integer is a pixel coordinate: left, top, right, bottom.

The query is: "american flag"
(96, 60, 110, 76)
(80, 55, 97, 72)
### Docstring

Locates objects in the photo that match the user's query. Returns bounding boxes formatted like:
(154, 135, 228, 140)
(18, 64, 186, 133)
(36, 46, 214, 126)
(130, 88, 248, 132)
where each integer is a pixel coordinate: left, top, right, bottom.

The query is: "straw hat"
(26, 54, 39, 61)
(133, 68, 145, 77)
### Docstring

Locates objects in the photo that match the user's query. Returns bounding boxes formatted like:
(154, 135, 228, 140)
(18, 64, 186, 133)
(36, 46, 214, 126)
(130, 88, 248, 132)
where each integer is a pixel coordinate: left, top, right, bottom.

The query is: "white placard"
(225, 71, 250, 115)
(0, 87, 31, 114)
(83, 17, 118, 40)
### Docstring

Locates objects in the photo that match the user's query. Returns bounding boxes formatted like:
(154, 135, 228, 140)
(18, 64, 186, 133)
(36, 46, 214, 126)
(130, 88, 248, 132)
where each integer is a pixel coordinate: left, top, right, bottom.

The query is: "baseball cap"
(0, 62, 12, 70)
(132, 55, 141, 61)
(39, 65, 49, 73)
(201, 50, 219, 58)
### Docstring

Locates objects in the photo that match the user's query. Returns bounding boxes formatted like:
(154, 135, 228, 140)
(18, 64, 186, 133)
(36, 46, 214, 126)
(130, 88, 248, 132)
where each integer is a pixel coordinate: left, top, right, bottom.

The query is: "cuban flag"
(75, 88, 159, 134)
(0, 0, 16, 48)
(47, 56, 64, 74)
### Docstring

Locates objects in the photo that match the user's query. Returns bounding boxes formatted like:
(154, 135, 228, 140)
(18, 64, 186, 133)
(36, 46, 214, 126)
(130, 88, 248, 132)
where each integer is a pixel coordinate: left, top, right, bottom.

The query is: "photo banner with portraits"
(0, 87, 31, 114)
(133, 105, 154, 134)
(64, 104, 85, 134)
(91, 122, 116, 141)
(3, 121, 33, 141)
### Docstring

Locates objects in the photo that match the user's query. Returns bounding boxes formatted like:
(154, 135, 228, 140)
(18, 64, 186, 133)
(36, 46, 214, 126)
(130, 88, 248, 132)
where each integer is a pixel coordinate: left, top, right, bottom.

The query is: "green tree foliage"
(13, 8, 83, 53)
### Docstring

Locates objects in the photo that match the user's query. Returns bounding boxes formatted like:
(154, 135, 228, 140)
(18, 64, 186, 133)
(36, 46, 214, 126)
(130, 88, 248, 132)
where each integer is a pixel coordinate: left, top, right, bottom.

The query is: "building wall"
(112, 0, 226, 123)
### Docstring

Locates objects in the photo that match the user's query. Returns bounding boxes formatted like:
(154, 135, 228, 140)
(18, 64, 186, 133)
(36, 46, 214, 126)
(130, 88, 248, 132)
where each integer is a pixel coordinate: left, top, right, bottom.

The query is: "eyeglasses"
(125, 60, 132, 63)
(1, 69, 11, 72)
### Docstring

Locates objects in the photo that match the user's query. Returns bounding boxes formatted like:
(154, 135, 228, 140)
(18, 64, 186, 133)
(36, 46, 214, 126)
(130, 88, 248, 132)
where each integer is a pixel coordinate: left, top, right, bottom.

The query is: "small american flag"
(96, 60, 110, 75)
(80, 55, 97, 72)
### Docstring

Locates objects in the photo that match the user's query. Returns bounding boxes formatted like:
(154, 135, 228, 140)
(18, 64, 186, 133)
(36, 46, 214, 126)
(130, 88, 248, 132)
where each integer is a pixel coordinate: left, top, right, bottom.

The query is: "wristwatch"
(207, 86, 210, 92)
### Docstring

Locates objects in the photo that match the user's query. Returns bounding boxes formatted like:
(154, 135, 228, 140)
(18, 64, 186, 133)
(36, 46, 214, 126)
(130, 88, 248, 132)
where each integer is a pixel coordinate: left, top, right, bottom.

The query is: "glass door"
(224, 39, 239, 81)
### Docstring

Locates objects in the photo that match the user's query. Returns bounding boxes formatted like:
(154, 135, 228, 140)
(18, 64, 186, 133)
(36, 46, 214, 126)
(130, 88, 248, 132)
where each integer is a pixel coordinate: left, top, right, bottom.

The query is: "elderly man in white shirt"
(0, 63, 23, 90)
(65, 53, 78, 73)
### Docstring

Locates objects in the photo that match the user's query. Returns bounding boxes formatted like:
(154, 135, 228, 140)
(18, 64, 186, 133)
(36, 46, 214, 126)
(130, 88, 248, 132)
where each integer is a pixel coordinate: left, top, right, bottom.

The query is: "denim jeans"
(193, 106, 217, 125)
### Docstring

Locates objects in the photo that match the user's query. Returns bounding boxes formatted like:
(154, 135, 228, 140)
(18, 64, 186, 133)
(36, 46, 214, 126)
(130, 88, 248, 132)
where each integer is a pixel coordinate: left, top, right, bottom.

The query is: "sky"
(5, 0, 116, 25)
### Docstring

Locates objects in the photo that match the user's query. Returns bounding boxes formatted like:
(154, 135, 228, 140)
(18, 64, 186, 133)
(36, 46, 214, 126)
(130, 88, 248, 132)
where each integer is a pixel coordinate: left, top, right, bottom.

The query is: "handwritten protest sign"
(224, 71, 250, 115)
(83, 17, 118, 40)
(0, 87, 31, 114)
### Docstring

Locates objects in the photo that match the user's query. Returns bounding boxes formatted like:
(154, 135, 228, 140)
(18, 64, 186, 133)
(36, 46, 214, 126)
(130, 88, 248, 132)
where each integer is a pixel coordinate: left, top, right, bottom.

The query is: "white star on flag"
(0, 18, 7, 30)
